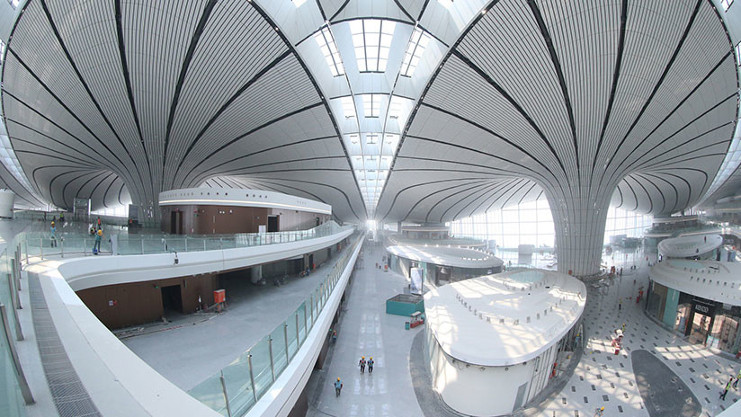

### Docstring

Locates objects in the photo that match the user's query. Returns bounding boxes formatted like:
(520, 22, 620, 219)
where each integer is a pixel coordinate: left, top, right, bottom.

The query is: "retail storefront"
(647, 259, 741, 354)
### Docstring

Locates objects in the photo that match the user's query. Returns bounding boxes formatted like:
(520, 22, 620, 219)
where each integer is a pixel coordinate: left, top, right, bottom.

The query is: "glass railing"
(0, 234, 32, 415)
(13, 210, 162, 230)
(16, 221, 353, 261)
(188, 233, 363, 416)
(0, 218, 355, 416)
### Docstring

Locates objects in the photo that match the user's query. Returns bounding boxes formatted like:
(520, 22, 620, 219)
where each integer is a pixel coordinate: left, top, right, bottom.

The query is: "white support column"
(545, 185, 613, 277)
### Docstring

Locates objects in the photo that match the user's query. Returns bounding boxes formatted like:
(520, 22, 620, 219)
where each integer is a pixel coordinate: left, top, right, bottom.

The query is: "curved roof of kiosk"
(650, 259, 741, 306)
(424, 269, 586, 366)
(386, 244, 502, 269)
(657, 234, 723, 258)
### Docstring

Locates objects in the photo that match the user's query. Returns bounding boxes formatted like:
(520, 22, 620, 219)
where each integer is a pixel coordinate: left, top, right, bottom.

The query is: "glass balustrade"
(15, 221, 352, 261)
(0, 236, 30, 416)
(187, 234, 362, 416)
(0, 216, 357, 417)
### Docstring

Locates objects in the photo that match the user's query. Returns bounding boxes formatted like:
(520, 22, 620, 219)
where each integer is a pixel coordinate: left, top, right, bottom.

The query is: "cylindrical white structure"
(424, 270, 586, 416)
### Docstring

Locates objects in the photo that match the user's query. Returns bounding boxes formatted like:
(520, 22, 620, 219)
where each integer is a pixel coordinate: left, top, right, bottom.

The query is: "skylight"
(350, 19, 396, 72)
(314, 27, 345, 76)
(362, 94, 383, 118)
(438, 0, 455, 10)
(401, 27, 431, 77)
(736, 42, 741, 66)
(292, 0, 307, 6)
(341, 96, 356, 119)
(384, 134, 399, 149)
(721, 0, 734, 12)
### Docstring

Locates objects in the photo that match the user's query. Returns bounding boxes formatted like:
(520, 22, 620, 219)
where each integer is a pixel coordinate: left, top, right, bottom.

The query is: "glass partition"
(188, 234, 362, 416)
(8, 214, 357, 417)
(16, 221, 352, 261)
(0, 243, 28, 416)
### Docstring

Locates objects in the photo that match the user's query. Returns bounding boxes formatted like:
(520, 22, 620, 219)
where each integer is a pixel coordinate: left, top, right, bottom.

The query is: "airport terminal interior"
(3, 1, 741, 416)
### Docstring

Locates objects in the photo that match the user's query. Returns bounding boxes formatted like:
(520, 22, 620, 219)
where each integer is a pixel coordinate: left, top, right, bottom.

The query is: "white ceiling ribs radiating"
(376, 0, 738, 224)
(0, 0, 737, 227)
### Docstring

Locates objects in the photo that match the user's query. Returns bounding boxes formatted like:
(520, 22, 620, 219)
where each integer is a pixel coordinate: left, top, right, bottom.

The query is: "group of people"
(719, 369, 741, 401)
(358, 356, 374, 373)
(49, 215, 104, 254)
(333, 356, 375, 397)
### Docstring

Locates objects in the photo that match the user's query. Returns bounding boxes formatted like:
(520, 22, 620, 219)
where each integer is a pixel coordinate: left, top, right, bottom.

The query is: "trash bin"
(405, 321, 410, 330)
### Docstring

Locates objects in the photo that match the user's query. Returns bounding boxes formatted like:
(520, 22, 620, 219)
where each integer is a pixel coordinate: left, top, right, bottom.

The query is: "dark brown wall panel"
(77, 273, 217, 329)
(161, 205, 331, 234)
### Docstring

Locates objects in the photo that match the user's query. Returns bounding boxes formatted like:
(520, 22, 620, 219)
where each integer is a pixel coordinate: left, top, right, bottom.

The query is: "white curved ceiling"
(0, 0, 738, 223)
(377, 0, 738, 222)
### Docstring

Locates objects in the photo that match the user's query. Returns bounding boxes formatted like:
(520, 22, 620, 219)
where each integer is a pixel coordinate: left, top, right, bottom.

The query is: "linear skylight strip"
(314, 27, 345, 76)
(401, 27, 431, 77)
(340, 96, 356, 118)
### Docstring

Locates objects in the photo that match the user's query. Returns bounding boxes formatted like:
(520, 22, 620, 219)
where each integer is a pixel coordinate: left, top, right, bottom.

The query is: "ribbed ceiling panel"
(2, 0, 364, 218)
(122, 0, 206, 198)
(0, 0, 736, 230)
(380, 0, 737, 225)
(539, 0, 620, 185)
(164, 1, 290, 184)
(174, 55, 321, 184)
(457, 0, 577, 184)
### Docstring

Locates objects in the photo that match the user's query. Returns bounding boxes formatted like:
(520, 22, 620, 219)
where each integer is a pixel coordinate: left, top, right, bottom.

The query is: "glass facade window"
(450, 193, 554, 249)
(450, 195, 652, 264)
(603, 205, 653, 245)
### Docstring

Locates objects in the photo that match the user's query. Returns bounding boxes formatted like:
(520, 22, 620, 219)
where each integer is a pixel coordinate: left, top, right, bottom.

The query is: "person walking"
(367, 357, 374, 373)
(359, 356, 366, 373)
(734, 369, 741, 389)
(720, 377, 733, 400)
(93, 229, 102, 255)
(618, 298, 622, 311)
(50, 221, 57, 248)
(334, 377, 343, 397)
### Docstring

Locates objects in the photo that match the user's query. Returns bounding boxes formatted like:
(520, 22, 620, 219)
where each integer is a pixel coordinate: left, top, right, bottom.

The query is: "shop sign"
(693, 299, 715, 316)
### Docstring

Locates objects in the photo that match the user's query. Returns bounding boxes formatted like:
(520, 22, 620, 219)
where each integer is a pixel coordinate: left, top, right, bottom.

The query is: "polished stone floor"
(9, 216, 741, 417)
(307, 243, 741, 417)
